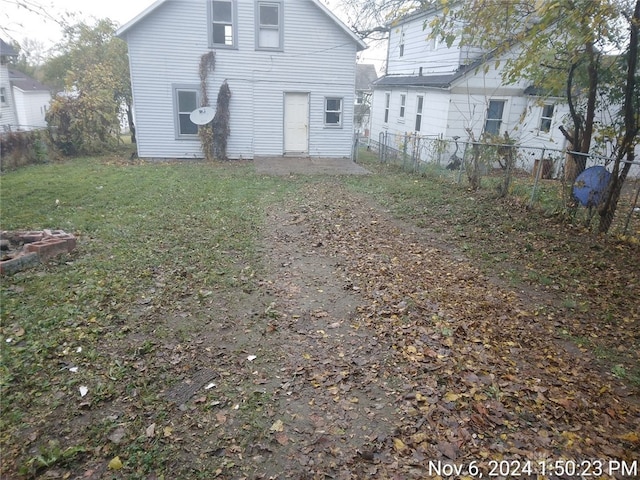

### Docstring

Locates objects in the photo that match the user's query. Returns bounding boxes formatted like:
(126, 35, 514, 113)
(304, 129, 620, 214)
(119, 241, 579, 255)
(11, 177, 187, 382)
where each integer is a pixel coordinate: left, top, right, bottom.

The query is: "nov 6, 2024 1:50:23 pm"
(428, 458, 638, 478)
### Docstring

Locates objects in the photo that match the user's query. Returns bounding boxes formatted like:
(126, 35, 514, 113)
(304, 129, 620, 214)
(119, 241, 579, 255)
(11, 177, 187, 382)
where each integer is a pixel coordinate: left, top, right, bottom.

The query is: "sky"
(1, 0, 386, 71)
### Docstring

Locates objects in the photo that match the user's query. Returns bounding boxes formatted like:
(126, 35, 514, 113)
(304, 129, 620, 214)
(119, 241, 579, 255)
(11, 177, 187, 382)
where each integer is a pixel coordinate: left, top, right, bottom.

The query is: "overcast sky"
(1, 0, 385, 70)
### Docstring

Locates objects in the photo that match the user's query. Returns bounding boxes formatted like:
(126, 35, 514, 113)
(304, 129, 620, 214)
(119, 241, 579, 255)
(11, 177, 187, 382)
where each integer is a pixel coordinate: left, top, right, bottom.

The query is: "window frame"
(539, 103, 554, 133)
(415, 95, 423, 131)
(324, 97, 343, 128)
(399, 29, 405, 57)
(484, 99, 506, 136)
(208, 0, 237, 49)
(172, 85, 200, 140)
(384, 92, 390, 123)
(0, 87, 6, 104)
(256, 0, 284, 51)
(399, 93, 406, 120)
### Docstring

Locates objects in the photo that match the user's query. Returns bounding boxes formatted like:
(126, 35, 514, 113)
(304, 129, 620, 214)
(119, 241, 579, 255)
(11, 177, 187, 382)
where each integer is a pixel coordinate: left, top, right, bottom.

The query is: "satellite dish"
(190, 106, 215, 125)
(573, 165, 611, 207)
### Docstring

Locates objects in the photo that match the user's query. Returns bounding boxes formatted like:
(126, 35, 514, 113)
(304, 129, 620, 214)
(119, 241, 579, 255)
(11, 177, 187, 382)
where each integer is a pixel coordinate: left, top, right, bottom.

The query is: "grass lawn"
(1, 154, 638, 478)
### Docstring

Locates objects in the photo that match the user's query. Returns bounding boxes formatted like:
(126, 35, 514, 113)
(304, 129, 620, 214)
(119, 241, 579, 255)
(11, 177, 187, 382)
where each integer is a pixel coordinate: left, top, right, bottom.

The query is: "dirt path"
(204, 180, 638, 478)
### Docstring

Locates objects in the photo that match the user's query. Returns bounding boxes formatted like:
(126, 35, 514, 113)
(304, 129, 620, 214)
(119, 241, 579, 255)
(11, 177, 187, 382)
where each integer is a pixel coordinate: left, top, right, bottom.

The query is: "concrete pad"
(254, 156, 370, 176)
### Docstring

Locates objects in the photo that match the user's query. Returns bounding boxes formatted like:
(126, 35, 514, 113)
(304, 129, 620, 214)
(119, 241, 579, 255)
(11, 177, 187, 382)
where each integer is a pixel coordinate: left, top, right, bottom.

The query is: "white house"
(9, 69, 51, 131)
(117, 0, 367, 160)
(354, 63, 378, 137)
(1, 39, 20, 132)
(370, 8, 571, 167)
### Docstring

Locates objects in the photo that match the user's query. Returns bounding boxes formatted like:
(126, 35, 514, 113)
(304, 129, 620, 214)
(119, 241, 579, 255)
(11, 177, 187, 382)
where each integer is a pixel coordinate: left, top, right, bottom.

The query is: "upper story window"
(257, 1, 283, 50)
(210, 0, 236, 48)
(0, 87, 6, 104)
(399, 30, 405, 57)
(539, 104, 554, 132)
(484, 100, 505, 136)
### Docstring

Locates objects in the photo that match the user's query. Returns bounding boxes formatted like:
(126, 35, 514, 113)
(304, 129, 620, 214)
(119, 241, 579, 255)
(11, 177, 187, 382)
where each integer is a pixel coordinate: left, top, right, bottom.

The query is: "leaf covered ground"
(1, 157, 639, 479)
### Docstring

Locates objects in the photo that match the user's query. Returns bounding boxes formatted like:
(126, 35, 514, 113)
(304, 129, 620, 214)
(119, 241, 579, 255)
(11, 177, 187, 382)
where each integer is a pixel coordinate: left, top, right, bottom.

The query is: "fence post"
(529, 148, 545, 208)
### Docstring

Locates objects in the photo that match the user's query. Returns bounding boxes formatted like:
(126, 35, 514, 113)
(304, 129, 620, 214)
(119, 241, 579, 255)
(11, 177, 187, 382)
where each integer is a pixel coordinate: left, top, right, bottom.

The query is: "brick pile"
(0, 230, 77, 275)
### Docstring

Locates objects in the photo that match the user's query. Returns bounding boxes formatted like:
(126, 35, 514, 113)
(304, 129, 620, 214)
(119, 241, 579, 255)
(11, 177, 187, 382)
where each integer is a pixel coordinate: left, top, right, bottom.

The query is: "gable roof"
(356, 64, 378, 90)
(9, 69, 50, 92)
(117, 0, 367, 51)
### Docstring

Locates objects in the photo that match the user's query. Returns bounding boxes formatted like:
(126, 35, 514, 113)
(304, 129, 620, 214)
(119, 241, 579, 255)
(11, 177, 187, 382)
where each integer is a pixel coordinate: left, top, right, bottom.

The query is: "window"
(257, 1, 283, 50)
(356, 92, 364, 105)
(539, 104, 554, 132)
(415, 96, 423, 131)
(324, 97, 343, 126)
(174, 86, 199, 138)
(210, 0, 235, 47)
(399, 30, 405, 57)
(399, 94, 406, 119)
(0, 87, 6, 104)
(484, 100, 505, 135)
(384, 93, 390, 123)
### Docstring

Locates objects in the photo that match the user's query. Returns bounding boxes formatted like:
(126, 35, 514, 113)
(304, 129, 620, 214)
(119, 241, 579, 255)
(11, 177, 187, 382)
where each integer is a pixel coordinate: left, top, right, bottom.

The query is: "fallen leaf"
(108, 427, 126, 444)
(275, 432, 289, 445)
(270, 419, 284, 432)
(163, 426, 173, 437)
(79, 386, 88, 397)
(393, 438, 408, 453)
(146, 423, 156, 438)
(107, 456, 122, 470)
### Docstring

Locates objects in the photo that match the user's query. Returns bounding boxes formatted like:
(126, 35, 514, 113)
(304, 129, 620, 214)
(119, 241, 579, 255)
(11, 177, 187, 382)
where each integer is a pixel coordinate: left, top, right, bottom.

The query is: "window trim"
(539, 103, 554, 133)
(484, 99, 506, 136)
(172, 84, 200, 140)
(208, 0, 238, 49)
(256, 0, 284, 51)
(415, 95, 423, 131)
(324, 96, 343, 128)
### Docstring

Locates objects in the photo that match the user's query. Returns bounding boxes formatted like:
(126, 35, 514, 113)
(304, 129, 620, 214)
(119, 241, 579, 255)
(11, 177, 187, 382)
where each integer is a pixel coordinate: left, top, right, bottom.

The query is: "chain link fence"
(353, 132, 640, 238)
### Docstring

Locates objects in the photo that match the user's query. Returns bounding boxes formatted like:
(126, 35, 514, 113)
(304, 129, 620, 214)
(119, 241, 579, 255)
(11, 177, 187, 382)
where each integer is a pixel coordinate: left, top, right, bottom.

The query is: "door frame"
(283, 91, 310, 155)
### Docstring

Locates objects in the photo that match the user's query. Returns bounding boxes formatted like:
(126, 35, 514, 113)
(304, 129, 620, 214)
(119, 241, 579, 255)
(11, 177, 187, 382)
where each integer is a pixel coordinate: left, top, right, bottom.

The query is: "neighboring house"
(354, 63, 378, 137)
(9, 69, 51, 131)
(370, 8, 571, 167)
(0, 39, 51, 133)
(117, 0, 367, 160)
(1, 39, 19, 132)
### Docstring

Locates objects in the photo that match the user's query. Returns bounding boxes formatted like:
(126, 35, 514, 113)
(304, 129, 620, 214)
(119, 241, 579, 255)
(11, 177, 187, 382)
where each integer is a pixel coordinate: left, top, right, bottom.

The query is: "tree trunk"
(597, 0, 640, 233)
(126, 102, 136, 144)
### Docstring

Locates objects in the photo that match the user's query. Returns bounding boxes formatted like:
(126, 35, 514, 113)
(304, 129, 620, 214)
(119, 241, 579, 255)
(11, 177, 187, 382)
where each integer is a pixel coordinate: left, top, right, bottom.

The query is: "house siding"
(13, 89, 50, 130)
(122, 0, 360, 159)
(0, 64, 19, 131)
(386, 14, 483, 76)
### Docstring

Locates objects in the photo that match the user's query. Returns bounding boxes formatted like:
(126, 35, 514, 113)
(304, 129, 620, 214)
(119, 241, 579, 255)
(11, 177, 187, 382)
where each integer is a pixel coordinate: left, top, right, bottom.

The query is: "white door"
(284, 92, 309, 154)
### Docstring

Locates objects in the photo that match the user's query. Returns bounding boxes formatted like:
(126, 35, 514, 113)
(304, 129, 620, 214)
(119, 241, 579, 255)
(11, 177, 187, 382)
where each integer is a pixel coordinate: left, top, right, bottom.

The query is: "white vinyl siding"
(256, 1, 283, 50)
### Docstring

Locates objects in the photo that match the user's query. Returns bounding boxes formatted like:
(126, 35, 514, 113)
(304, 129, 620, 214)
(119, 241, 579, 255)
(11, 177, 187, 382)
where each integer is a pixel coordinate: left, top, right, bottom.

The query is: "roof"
(1, 38, 19, 57)
(373, 73, 456, 89)
(9, 69, 50, 92)
(356, 64, 378, 90)
(117, 0, 367, 51)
